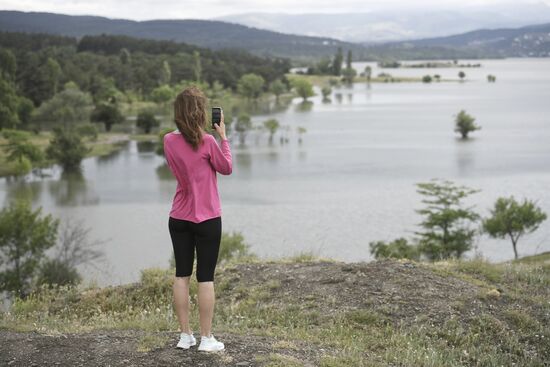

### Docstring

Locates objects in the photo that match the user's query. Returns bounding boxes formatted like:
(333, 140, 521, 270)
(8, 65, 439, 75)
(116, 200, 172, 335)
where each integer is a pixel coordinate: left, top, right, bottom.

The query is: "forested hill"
(365, 22, 550, 59)
(0, 10, 366, 60)
(0, 32, 290, 106)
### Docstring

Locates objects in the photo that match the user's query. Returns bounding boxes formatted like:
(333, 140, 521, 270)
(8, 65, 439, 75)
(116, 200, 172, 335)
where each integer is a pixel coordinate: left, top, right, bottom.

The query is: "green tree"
(364, 65, 372, 83)
(237, 73, 265, 99)
(119, 48, 131, 65)
(45, 57, 62, 95)
(415, 179, 480, 260)
(483, 197, 547, 259)
(235, 113, 252, 145)
(0, 76, 21, 129)
(34, 83, 93, 130)
(332, 47, 343, 76)
(342, 50, 356, 83)
(76, 124, 99, 141)
(269, 79, 286, 101)
(150, 84, 174, 107)
(35, 258, 81, 288)
(136, 110, 160, 134)
(2, 129, 44, 175)
(46, 127, 91, 170)
(0, 200, 59, 297)
(342, 67, 357, 84)
(218, 231, 252, 264)
(291, 78, 315, 101)
(16, 97, 34, 129)
(458, 71, 466, 81)
(369, 238, 420, 260)
(263, 118, 280, 142)
(454, 110, 481, 139)
(0, 48, 17, 80)
(90, 102, 124, 132)
(321, 86, 332, 101)
(159, 60, 172, 85)
(422, 75, 432, 83)
(193, 51, 202, 83)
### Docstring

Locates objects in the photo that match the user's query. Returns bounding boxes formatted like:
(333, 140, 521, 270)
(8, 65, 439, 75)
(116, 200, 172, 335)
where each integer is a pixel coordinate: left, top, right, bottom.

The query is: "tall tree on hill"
(193, 51, 202, 83)
(483, 197, 547, 260)
(332, 47, 343, 76)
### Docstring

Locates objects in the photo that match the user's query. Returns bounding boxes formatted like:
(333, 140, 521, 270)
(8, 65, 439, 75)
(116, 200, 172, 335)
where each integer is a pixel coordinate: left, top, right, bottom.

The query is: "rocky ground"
(1, 258, 548, 366)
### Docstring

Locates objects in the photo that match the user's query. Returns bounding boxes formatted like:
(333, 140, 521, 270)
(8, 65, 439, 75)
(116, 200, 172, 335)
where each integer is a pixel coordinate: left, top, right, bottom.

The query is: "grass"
(1, 254, 549, 366)
(285, 73, 456, 88)
(0, 131, 134, 177)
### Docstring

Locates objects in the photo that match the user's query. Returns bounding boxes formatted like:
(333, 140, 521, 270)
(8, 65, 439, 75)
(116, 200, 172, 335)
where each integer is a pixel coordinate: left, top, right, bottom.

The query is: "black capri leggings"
(168, 216, 222, 282)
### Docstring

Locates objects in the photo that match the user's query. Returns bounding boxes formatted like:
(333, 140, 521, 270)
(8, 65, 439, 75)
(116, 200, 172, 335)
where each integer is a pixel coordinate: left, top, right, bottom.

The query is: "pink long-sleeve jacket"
(164, 130, 232, 223)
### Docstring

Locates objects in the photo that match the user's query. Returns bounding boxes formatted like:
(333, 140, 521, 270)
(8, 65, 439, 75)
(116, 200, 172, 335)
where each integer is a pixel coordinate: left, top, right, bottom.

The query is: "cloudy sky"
(1, 0, 549, 20)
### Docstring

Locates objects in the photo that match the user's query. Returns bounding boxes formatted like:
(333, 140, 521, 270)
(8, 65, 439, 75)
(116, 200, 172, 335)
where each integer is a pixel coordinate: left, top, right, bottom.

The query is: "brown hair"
(173, 86, 207, 150)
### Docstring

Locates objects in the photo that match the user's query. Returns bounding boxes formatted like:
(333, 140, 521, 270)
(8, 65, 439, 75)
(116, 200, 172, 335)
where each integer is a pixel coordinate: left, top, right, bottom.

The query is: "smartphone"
(212, 107, 222, 129)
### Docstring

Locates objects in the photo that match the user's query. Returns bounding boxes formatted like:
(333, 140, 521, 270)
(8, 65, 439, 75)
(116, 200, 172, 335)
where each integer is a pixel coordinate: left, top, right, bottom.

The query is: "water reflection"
(235, 150, 252, 177)
(48, 168, 99, 206)
(96, 141, 129, 165)
(295, 101, 313, 112)
(137, 140, 156, 153)
(455, 138, 477, 175)
(3, 178, 43, 206)
(156, 163, 175, 181)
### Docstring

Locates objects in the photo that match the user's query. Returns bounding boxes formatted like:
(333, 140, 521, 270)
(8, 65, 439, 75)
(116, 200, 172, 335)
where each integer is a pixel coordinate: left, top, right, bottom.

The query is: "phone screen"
(212, 107, 222, 128)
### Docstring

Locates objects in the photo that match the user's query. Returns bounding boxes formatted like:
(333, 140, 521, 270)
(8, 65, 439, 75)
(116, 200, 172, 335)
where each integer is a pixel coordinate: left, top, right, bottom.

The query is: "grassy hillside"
(1, 254, 548, 366)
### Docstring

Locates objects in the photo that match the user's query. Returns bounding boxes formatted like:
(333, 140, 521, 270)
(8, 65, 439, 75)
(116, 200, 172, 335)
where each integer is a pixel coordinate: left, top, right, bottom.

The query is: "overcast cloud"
(1, 0, 550, 20)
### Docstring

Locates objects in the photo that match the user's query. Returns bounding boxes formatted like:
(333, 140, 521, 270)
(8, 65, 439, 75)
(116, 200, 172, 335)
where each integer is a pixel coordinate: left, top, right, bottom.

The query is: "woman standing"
(164, 86, 232, 352)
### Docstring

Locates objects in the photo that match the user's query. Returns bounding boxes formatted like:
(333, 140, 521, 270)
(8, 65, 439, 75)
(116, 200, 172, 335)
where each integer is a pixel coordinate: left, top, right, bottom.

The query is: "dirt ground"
(0, 328, 326, 367)
(1, 259, 547, 366)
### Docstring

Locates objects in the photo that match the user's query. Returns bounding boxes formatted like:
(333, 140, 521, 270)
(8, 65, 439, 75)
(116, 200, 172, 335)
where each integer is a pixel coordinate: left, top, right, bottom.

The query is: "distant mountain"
(366, 22, 550, 59)
(218, 4, 550, 43)
(0, 11, 367, 61)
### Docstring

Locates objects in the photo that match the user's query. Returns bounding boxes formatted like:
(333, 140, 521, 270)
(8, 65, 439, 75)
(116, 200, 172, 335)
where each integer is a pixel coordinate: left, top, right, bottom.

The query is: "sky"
(1, 0, 549, 20)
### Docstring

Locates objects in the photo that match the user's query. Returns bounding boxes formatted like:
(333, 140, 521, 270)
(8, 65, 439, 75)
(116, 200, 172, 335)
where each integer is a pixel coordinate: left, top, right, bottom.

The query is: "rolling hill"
(0, 10, 367, 61)
(366, 22, 550, 59)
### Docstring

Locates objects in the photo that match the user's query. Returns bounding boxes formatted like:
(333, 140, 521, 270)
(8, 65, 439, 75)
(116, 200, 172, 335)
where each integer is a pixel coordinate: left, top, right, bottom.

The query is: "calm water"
(1, 58, 549, 286)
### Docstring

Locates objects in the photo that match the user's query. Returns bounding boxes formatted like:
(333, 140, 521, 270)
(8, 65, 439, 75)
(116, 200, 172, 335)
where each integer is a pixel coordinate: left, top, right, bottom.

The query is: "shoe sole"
(176, 342, 196, 349)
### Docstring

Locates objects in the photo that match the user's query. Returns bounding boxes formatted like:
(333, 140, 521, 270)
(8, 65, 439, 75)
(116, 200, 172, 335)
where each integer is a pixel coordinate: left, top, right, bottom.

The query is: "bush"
(34, 258, 81, 288)
(136, 110, 160, 134)
(369, 238, 420, 260)
(76, 123, 99, 141)
(46, 127, 91, 170)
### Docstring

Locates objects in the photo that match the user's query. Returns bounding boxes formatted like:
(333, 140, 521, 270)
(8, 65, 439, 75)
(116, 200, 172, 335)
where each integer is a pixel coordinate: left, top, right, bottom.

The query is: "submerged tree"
(46, 127, 91, 170)
(263, 118, 280, 143)
(454, 110, 481, 139)
(235, 113, 252, 145)
(291, 78, 314, 101)
(483, 197, 547, 259)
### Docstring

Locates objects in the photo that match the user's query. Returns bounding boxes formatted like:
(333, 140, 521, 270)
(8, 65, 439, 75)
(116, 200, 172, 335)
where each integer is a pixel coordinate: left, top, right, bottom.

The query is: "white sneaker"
(198, 334, 225, 352)
(176, 332, 196, 349)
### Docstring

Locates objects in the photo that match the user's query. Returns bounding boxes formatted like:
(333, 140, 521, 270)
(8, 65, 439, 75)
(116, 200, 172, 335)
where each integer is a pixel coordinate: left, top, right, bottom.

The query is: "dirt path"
(1, 329, 325, 367)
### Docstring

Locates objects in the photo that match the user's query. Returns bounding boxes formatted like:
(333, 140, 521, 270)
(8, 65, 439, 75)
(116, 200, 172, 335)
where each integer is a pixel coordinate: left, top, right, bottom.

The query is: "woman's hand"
(214, 110, 227, 140)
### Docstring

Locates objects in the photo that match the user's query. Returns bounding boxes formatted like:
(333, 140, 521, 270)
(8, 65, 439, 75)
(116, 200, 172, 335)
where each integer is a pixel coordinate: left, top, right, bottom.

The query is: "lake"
(1, 58, 549, 287)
